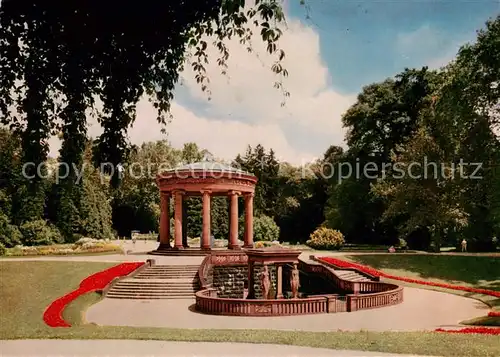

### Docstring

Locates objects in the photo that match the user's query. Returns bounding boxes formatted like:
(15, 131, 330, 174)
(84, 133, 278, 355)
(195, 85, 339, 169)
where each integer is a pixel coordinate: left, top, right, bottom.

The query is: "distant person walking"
(461, 239, 467, 252)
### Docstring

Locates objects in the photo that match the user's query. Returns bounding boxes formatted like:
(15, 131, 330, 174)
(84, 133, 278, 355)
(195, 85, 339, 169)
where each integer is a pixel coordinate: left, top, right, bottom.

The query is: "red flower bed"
(43, 262, 144, 327)
(318, 256, 500, 332)
(435, 327, 500, 335)
(318, 257, 500, 297)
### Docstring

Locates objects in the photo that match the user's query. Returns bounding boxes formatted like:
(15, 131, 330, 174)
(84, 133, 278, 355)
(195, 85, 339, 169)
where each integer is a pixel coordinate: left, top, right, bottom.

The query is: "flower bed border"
(43, 262, 144, 327)
(435, 327, 500, 335)
(318, 257, 500, 334)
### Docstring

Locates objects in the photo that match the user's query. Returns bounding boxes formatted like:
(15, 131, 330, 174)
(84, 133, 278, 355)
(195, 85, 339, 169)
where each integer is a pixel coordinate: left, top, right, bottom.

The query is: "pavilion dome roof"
(167, 159, 255, 177)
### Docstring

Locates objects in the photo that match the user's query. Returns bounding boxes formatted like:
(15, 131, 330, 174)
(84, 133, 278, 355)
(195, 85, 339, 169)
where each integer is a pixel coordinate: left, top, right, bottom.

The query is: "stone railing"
(198, 251, 247, 289)
(195, 289, 347, 316)
(195, 251, 403, 316)
(347, 286, 404, 312)
(198, 255, 212, 289)
(299, 261, 356, 293)
(309, 255, 380, 281)
(208, 251, 248, 265)
(303, 257, 403, 310)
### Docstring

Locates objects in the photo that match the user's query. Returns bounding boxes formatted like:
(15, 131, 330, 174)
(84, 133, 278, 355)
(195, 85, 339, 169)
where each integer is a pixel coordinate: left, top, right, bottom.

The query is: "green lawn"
(0, 261, 115, 337)
(343, 254, 500, 325)
(0, 261, 499, 356)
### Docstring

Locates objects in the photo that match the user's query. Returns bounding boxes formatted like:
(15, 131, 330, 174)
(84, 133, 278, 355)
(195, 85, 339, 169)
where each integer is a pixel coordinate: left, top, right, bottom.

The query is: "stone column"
(228, 191, 240, 249)
(173, 190, 184, 249)
(159, 192, 171, 249)
(182, 195, 189, 248)
(247, 260, 255, 299)
(243, 193, 254, 248)
(276, 264, 283, 299)
(201, 190, 211, 250)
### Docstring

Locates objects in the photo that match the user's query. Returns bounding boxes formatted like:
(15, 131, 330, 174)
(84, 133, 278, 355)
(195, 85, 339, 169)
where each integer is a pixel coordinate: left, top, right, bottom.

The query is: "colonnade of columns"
(159, 190, 254, 249)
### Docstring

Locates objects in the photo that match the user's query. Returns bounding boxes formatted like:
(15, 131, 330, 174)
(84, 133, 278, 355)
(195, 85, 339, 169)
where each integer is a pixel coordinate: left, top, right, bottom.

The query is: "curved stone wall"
(195, 251, 403, 316)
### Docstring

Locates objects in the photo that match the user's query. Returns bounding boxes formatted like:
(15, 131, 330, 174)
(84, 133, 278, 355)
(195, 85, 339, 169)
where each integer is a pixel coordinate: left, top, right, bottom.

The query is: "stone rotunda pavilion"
(153, 159, 258, 254)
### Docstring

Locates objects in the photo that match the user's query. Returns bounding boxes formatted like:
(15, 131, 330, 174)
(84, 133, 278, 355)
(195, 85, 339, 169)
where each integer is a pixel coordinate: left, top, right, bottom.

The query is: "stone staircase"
(106, 264, 200, 299)
(334, 269, 373, 282)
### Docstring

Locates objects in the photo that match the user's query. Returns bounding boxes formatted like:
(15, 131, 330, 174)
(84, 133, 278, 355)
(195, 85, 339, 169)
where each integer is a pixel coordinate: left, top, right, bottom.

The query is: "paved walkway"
(0, 340, 435, 357)
(87, 287, 489, 332)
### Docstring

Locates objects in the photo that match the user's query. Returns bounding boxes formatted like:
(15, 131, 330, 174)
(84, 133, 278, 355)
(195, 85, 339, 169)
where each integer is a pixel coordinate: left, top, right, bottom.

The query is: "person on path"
(461, 239, 467, 252)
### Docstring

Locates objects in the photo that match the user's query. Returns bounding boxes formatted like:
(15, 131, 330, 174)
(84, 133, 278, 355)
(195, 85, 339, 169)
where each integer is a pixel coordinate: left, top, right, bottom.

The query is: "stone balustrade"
(347, 286, 404, 311)
(195, 288, 337, 316)
(195, 251, 403, 316)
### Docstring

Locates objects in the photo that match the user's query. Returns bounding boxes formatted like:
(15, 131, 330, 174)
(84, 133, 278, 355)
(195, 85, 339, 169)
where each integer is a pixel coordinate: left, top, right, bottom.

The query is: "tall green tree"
(111, 140, 182, 236)
(278, 146, 343, 243)
(325, 68, 439, 245)
(371, 126, 468, 251)
(234, 144, 280, 217)
(430, 15, 500, 249)
(0, 0, 290, 189)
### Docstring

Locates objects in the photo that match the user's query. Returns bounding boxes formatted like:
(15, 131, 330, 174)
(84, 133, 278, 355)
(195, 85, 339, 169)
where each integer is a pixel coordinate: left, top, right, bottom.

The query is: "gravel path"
(0, 340, 436, 357)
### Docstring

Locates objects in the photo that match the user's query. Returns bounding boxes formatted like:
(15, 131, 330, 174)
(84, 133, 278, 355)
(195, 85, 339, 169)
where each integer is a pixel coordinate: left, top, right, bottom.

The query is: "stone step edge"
(109, 296, 194, 300)
(107, 293, 196, 297)
(142, 268, 199, 270)
(115, 283, 200, 286)
(109, 290, 197, 293)
(107, 290, 197, 293)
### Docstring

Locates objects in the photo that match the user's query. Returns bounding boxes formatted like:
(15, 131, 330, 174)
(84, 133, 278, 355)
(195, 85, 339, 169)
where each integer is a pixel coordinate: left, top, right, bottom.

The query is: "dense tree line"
(0, 10, 498, 252)
(0, 0, 290, 247)
(325, 16, 500, 251)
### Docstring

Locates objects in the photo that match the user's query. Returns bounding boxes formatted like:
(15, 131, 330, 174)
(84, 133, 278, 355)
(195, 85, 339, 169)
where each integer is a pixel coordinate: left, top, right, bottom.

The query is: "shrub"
(19, 219, 63, 246)
(254, 241, 265, 248)
(253, 215, 280, 242)
(74, 237, 110, 250)
(0, 242, 6, 256)
(79, 177, 114, 240)
(306, 227, 345, 250)
(5, 241, 123, 256)
(398, 238, 408, 249)
(0, 213, 22, 247)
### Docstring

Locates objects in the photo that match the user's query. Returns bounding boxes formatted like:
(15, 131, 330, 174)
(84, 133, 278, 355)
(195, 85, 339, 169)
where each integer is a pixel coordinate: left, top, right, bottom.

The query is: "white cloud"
(396, 24, 475, 70)
(397, 25, 443, 52)
(50, 10, 355, 165)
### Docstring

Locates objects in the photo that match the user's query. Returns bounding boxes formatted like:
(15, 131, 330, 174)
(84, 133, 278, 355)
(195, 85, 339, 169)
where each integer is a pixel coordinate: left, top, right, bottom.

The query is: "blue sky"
(53, 1, 500, 163)
(287, 0, 499, 94)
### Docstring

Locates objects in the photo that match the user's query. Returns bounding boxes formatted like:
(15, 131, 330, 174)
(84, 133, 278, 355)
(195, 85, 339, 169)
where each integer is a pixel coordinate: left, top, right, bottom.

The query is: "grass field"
(344, 254, 500, 325)
(0, 261, 115, 337)
(1, 260, 499, 356)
